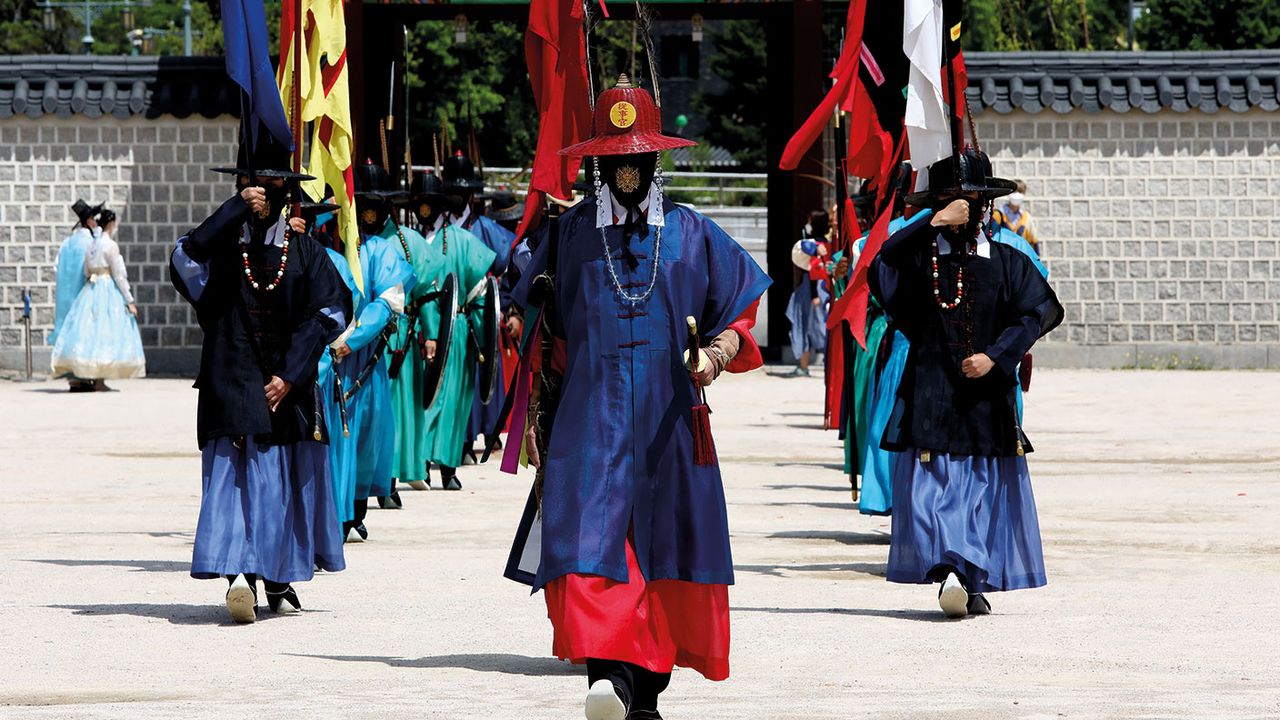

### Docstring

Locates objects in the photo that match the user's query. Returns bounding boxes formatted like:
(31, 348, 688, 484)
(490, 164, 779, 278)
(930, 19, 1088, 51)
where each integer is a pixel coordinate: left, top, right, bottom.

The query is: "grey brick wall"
(2, 109, 1279, 372)
(0, 115, 237, 373)
(974, 109, 1280, 368)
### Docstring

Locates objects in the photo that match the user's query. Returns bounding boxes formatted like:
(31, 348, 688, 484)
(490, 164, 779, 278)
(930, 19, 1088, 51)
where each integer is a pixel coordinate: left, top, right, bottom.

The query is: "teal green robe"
(420, 224, 495, 468)
(382, 219, 444, 484)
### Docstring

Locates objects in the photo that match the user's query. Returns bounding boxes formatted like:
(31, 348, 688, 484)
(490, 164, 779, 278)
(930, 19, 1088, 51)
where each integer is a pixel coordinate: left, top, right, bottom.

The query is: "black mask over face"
(598, 153, 657, 210)
(445, 192, 472, 218)
(415, 199, 441, 228)
(359, 200, 391, 235)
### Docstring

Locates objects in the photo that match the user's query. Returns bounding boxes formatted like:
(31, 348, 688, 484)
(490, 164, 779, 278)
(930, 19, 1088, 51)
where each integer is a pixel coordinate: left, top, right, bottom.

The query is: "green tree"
(89, 1, 221, 56)
(0, 0, 76, 53)
(406, 20, 536, 168)
(694, 20, 768, 171)
(962, 0, 1129, 51)
(1137, 0, 1280, 50)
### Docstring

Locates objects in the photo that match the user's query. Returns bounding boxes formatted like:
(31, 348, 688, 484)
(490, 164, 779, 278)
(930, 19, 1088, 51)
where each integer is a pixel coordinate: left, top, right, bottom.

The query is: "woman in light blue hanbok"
(50, 210, 146, 386)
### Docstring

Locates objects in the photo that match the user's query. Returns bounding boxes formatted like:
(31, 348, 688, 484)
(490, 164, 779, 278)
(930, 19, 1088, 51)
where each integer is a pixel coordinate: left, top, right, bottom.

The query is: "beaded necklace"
(241, 223, 292, 292)
(392, 220, 411, 262)
(594, 157, 664, 306)
(930, 236, 971, 311)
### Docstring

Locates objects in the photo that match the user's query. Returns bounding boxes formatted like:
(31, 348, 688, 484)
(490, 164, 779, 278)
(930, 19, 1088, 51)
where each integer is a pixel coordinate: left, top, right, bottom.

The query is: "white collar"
(937, 232, 991, 259)
(239, 215, 289, 247)
(595, 183, 665, 229)
(450, 204, 473, 229)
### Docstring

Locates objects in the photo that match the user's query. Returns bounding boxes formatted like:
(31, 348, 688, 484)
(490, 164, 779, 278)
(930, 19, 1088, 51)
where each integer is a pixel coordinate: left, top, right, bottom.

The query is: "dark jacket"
(869, 211, 1063, 456)
(171, 195, 352, 447)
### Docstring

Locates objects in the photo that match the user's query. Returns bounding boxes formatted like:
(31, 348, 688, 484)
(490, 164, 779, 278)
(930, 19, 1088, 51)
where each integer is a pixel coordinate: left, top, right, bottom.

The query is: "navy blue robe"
(514, 197, 770, 591)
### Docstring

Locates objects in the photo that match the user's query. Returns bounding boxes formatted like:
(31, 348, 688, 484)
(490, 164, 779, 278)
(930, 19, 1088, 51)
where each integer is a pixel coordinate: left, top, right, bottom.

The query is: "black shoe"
(628, 711, 663, 720)
(265, 584, 302, 614)
(377, 490, 403, 510)
(344, 523, 368, 543)
(69, 380, 94, 393)
(440, 474, 462, 491)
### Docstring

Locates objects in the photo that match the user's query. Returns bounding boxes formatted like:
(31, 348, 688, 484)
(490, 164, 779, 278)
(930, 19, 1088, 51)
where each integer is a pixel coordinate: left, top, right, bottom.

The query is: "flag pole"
(944, 37, 962, 188)
(291, 0, 303, 217)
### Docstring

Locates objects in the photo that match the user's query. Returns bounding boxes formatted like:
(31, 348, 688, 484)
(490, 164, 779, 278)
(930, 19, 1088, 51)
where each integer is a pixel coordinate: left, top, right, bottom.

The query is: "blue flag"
(221, 0, 293, 151)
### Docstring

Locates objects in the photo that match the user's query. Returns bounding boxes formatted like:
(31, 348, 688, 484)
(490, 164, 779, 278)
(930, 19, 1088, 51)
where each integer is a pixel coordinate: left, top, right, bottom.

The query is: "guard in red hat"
(505, 75, 771, 720)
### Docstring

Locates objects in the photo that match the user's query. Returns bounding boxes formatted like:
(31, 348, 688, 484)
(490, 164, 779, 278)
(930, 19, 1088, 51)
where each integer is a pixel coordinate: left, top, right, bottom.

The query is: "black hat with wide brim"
(211, 132, 314, 181)
(904, 148, 1017, 206)
(442, 153, 486, 193)
(487, 190, 524, 222)
(353, 161, 409, 204)
(71, 198, 104, 224)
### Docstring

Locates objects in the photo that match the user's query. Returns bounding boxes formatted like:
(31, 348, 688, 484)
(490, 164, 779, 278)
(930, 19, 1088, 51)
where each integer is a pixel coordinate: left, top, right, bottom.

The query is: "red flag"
(779, 0, 868, 171)
(515, 0, 592, 242)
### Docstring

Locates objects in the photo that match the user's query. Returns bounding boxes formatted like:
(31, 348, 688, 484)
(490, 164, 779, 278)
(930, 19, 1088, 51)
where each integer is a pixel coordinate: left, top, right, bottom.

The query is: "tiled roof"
(3, 51, 1279, 120)
(965, 50, 1280, 115)
(0, 56, 237, 120)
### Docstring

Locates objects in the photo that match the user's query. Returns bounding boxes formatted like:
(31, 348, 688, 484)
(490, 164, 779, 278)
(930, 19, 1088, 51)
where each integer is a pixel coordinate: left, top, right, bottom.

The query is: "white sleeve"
(106, 238, 135, 305)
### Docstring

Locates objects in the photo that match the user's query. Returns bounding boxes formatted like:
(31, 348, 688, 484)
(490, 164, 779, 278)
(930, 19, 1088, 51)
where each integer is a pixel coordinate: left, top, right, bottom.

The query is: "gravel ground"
(1, 369, 1277, 719)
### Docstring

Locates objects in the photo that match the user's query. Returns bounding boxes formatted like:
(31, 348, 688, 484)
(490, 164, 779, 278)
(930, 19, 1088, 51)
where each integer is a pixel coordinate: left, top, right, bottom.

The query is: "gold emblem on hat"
(609, 101, 637, 129)
(360, 208, 378, 225)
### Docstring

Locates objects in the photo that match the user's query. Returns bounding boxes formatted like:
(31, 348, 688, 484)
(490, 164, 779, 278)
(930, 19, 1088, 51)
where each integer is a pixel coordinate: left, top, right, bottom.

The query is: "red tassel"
(692, 401, 717, 466)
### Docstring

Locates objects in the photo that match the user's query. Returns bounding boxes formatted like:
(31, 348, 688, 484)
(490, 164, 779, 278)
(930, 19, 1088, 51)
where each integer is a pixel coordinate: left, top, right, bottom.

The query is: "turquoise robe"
(50, 227, 93, 347)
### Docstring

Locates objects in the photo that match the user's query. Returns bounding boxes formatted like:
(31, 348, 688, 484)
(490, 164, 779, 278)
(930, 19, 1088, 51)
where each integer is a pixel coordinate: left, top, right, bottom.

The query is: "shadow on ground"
(24, 558, 188, 573)
(47, 603, 256, 626)
(735, 561, 886, 578)
(764, 501, 855, 511)
(768, 529, 891, 546)
(764, 483, 849, 493)
(732, 606, 954, 623)
(288, 653, 581, 676)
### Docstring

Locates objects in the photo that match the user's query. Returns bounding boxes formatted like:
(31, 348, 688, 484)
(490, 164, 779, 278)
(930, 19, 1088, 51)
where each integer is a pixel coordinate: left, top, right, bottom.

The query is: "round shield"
(477, 275, 502, 405)
(422, 272, 458, 409)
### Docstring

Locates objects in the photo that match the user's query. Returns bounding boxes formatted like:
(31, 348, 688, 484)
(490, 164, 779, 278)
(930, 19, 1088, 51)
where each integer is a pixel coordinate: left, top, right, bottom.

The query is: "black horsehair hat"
(71, 198, 104, 225)
(487, 189, 524, 223)
(212, 130, 314, 181)
(411, 168, 446, 203)
(354, 160, 410, 205)
(904, 148, 1017, 207)
(442, 151, 485, 193)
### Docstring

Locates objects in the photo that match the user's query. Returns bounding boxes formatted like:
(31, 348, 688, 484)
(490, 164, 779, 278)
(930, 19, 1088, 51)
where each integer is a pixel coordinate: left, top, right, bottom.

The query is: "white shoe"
(967, 593, 991, 616)
(225, 574, 257, 624)
(584, 679, 627, 720)
(938, 572, 969, 619)
(406, 480, 430, 491)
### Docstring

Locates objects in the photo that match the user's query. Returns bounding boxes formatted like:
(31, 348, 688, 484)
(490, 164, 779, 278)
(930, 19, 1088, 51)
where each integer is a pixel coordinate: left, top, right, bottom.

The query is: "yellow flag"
(278, 0, 363, 292)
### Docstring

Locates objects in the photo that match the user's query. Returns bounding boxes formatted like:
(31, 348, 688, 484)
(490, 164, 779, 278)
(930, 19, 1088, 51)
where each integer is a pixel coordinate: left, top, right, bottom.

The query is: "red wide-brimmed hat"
(559, 74, 697, 157)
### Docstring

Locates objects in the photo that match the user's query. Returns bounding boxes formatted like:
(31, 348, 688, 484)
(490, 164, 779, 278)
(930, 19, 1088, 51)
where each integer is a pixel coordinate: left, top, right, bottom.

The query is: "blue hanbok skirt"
(859, 330, 909, 516)
(319, 355, 358, 524)
(465, 355, 507, 446)
(50, 275, 145, 379)
(785, 277, 827, 358)
(346, 345, 394, 501)
(191, 437, 346, 583)
(886, 451, 1046, 593)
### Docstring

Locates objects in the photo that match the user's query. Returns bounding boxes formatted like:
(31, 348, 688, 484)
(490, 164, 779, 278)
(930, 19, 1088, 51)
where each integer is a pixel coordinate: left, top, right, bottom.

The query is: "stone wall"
(974, 109, 1280, 368)
(3, 109, 1280, 373)
(0, 114, 237, 374)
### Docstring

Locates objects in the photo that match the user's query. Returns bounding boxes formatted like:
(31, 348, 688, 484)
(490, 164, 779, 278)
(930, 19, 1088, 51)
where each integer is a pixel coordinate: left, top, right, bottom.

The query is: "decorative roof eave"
(965, 50, 1280, 115)
(0, 55, 239, 121)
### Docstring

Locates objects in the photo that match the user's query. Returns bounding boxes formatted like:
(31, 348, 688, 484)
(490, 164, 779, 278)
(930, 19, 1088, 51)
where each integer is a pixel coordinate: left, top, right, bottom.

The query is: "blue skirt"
(859, 330, 909, 516)
(346, 345, 395, 501)
(191, 438, 346, 583)
(466, 354, 506, 445)
(886, 451, 1046, 593)
(785, 277, 827, 358)
(50, 275, 145, 379)
(319, 355, 358, 524)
